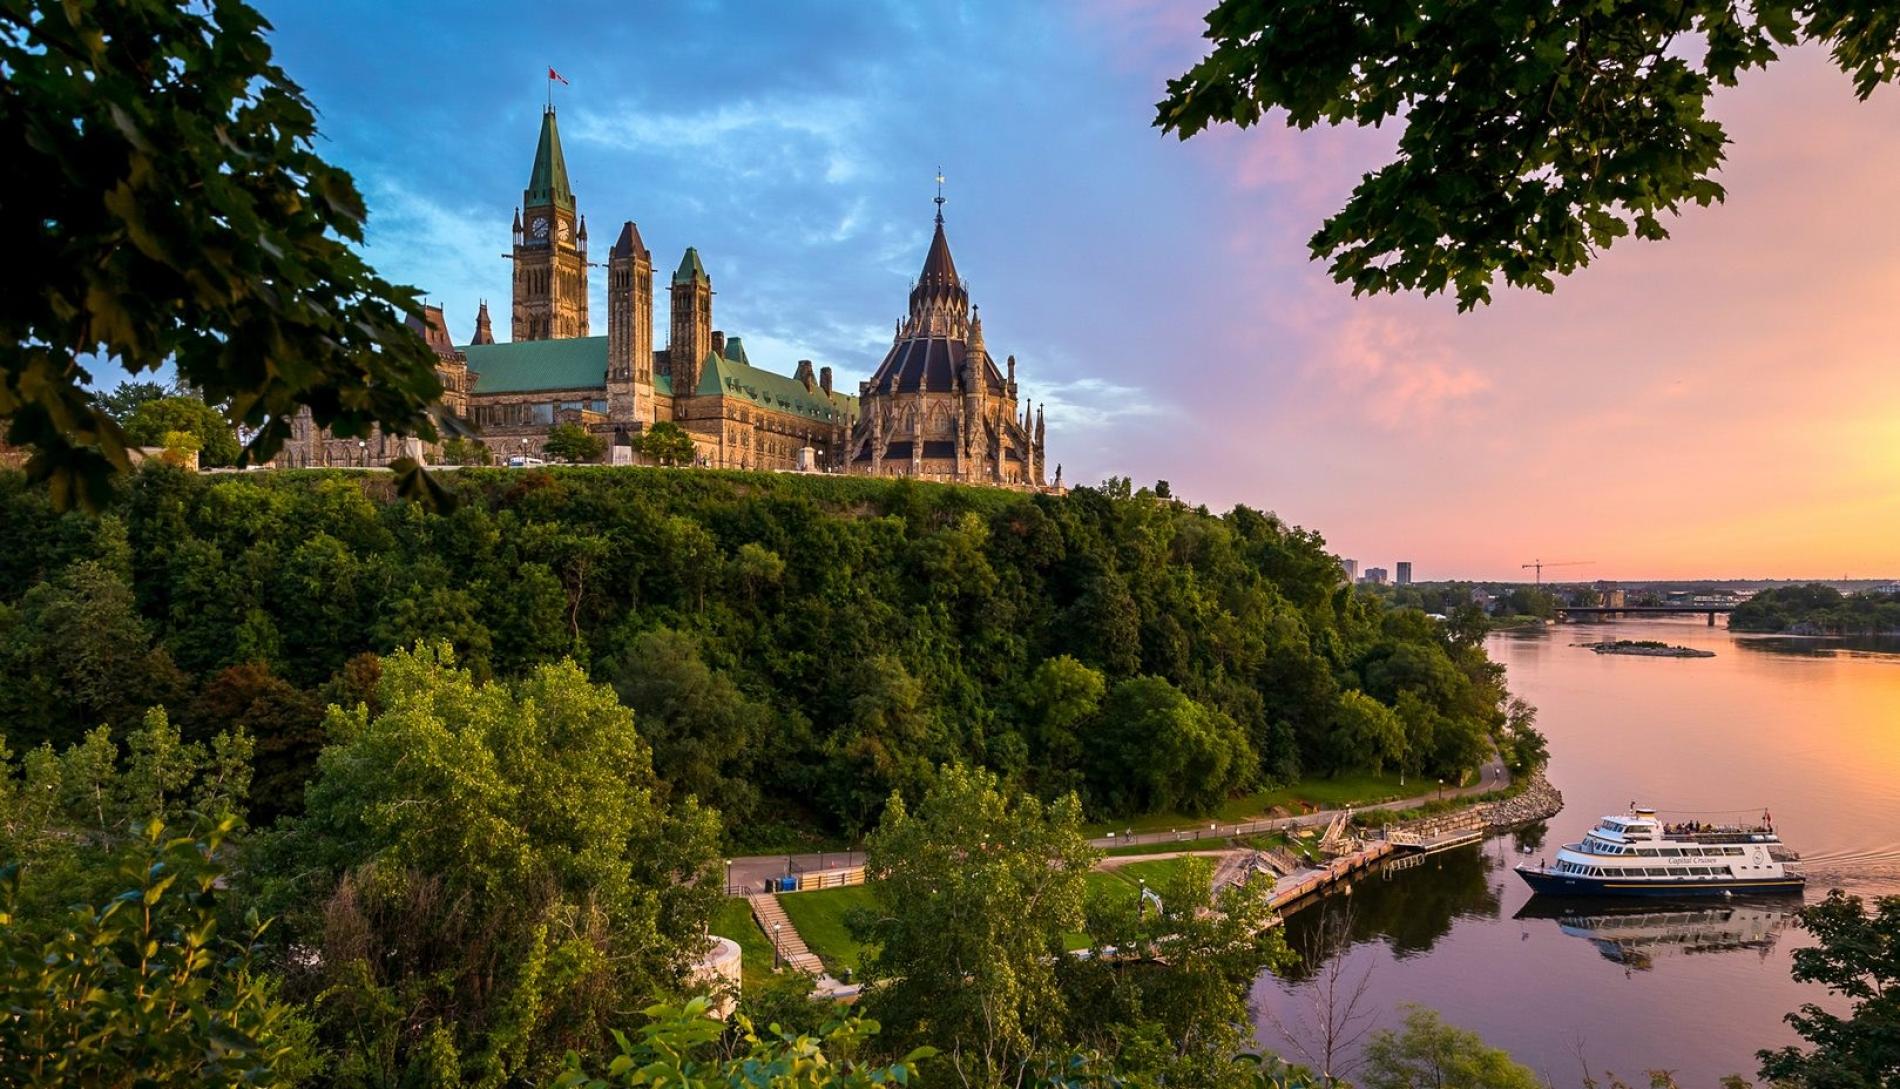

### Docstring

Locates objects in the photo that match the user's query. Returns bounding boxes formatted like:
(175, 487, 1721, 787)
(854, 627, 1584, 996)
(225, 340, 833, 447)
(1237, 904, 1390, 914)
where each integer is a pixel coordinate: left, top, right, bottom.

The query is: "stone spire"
(471, 299, 495, 345)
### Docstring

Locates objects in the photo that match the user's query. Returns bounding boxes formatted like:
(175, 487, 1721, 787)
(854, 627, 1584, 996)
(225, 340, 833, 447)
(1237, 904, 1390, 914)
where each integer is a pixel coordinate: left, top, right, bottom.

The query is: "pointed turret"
(611, 220, 647, 259)
(471, 299, 495, 345)
(916, 217, 960, 291)
(673, 246, 710, 286)
(669, 247, 713, 392)
(525, 106, 574, 212)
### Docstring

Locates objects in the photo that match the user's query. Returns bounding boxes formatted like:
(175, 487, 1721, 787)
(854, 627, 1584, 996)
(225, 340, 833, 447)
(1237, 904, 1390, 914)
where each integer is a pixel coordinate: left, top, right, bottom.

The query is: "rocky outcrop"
(1477, 773, 1563, 829)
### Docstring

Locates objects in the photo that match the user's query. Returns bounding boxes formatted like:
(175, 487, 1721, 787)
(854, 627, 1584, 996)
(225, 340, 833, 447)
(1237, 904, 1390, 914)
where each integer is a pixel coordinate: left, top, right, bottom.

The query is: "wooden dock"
(1264, 840, 1395, 913)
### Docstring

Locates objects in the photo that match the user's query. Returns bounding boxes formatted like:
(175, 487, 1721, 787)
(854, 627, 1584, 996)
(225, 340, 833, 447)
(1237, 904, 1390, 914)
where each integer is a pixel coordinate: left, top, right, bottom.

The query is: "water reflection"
(1278, 842, 1504, 976)
(1733, 634, 1900, 660)
(1513, 899, 1795, 973)
(1254, 618, 1900, 1085)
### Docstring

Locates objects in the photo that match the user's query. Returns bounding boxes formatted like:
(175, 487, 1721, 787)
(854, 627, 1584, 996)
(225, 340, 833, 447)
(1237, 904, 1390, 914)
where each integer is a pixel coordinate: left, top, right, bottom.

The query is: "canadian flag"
(548, 67, 569, 85)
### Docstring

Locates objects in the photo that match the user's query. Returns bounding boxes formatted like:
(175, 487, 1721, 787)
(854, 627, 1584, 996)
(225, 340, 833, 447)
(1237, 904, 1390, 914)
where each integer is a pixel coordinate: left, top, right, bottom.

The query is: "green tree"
(1060, 855, 1296, 1088)
(1089, 676, 1255, 816)
(1022, 655, 1106, 793)
(0, 818, 319, 1088)
(853, 764, 1098, 1084)
(95, 378, 182, 423)
(1157, 2, 1900, 310)
(1360, 1005, 1541, 1089)
(436, 435, 493, 466)
(637, 420, 698, 466)
(1328, 689, 1407, 776)
(1758, 890, 1900, 1088)
(605, 627, 773, 826)
(266, 643, 722, 1087)
(123, 396, 240, 467)
(543, 421, 606, 464)
(552, 996, 933, 1089)
(2, 0, 455, 509)
(0, 560, 185, 748)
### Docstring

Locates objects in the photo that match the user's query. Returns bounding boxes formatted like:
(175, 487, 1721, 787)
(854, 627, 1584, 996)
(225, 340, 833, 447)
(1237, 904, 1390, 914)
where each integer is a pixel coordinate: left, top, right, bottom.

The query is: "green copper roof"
(525, 108, 574, 212)
(459, 336, 859, 427)
(723, 336, 749, 365)
(465, 336, 608, 393)
(672, 247, 709, 286)
(697, 351, 859, 426)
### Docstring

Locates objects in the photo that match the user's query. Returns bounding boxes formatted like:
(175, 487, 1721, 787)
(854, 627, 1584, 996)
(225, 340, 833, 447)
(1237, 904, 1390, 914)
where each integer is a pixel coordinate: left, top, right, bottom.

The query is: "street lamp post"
(725, 858, 732, 894)
(357, 439, 366, 467)
(772, 923, 782, 970)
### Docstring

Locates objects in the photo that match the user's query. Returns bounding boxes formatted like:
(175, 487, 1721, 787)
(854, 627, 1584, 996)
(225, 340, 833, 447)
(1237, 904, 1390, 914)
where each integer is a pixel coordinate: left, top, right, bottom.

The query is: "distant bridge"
(1555, 604, 1737, 626)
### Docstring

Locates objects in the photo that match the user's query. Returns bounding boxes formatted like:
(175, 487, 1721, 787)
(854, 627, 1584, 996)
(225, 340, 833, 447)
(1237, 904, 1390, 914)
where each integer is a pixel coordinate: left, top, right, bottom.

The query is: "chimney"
(820, 366, 832, 394)
(710, 330, 726, 357)
(794, 359, 816, 389)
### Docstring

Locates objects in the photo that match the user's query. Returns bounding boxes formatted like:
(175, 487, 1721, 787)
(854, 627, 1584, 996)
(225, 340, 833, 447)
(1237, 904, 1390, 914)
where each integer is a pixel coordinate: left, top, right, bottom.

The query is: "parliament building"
(283, 104, 1049, 488)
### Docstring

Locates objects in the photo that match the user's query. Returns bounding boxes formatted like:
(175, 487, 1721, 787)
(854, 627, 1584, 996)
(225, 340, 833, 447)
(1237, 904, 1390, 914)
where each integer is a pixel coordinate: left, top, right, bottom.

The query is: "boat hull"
(1516, 867, 1804, 898)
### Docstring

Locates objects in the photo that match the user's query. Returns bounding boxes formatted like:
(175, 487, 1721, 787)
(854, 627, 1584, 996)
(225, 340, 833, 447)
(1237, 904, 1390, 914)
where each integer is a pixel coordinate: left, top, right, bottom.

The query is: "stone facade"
(280, 103, 1050, 485)
(280, 304, 470, 467)
(846, 207, 1046, 487)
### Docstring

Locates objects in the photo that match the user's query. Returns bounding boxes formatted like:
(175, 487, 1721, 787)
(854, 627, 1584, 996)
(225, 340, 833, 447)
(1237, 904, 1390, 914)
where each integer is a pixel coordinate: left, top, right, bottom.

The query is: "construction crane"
(1521, 559, 1592, 585)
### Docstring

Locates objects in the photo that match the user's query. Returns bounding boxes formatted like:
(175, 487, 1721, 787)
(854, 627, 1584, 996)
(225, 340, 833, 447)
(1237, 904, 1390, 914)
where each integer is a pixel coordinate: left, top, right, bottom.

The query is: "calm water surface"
(1251, 617, 1900, 1086)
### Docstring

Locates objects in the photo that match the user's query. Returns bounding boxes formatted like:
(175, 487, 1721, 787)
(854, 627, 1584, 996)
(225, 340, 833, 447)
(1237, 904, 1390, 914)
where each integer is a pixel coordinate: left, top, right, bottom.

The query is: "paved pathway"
(727, 759, 1509, 895)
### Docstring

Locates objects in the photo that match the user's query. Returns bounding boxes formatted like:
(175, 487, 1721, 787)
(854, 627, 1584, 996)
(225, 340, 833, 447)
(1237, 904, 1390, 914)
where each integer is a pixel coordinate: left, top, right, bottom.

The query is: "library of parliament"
(284, 105, 1052, 488)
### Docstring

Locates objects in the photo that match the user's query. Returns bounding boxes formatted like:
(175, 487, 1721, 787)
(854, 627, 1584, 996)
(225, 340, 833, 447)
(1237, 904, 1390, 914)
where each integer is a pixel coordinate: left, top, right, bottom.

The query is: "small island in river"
(1578, 639, 1715, 658)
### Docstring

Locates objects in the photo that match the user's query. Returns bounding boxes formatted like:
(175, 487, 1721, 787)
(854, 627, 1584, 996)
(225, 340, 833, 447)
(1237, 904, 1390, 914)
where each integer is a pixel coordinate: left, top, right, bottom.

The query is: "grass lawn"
(1111, 857, 1203, 891)
(712, 897, 779, 990)
(776, 885, 878, 975)
(1083, 770, 1412, 837)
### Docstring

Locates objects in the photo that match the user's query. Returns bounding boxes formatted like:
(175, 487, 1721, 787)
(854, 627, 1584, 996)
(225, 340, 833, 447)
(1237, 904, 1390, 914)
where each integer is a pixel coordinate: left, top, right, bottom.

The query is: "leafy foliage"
(95, 378, 184, 423)
(638, 420, 700, 466)
(0, 467, 1512, 837)
(1731, 583, 1900, 635)
(259, 644, 724, 1087)
(1359, 1005, 1541, 1089)
(1758, 890, 1900, 1088)
(0, 0, 456, 508)
(1157, 2, 1900, 309)
(551, 996, 934, 1089)
(0, 818, 318, 1088)
(436, 435, 495, 466)
(547, 421, 608, 464)
(853, 764, 1098, 1084)
(123, 395, 241, 467)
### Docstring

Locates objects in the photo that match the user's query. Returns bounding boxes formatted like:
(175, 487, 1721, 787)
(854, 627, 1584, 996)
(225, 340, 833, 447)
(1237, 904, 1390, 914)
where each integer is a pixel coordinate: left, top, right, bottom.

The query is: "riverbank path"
(725, 757, 1509, 895)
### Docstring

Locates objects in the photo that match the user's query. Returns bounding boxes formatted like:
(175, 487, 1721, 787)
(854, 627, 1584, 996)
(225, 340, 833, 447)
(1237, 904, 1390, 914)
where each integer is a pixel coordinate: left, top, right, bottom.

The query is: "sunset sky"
(232, 1, 1900, 581)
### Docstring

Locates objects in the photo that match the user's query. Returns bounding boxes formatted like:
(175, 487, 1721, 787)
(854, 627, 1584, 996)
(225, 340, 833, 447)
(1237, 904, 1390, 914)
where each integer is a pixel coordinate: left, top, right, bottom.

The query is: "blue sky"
(192, 2, 1900, 577)
(253, 0, 1209, 486)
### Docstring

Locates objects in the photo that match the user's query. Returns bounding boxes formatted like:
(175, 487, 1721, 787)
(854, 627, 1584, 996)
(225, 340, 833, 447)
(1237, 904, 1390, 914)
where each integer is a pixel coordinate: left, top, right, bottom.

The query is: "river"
(1251, 616, 1900, 1087)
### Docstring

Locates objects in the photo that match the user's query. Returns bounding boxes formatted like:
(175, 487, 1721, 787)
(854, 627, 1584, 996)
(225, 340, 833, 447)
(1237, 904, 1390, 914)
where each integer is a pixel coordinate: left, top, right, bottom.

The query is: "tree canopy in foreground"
(1, 0, 453, 509)
(1157, 2, 1900, 310)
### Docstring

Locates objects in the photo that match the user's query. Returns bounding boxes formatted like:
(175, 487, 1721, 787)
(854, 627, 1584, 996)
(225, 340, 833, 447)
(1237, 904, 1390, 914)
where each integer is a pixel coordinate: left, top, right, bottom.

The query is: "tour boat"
(1515, 807, 1804, 897)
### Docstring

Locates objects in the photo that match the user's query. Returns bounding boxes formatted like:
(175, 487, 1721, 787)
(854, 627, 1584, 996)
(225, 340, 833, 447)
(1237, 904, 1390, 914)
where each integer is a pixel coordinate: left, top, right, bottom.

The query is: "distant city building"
(1602, 588, 1627, 608)
(1342, 558, 1359, 582)
(1362, 567, 1389, 586)
(1395, 561, 1413, 586)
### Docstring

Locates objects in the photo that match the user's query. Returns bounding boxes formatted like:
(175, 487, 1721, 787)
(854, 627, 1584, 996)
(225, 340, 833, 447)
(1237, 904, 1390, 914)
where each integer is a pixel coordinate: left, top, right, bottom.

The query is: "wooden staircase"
(746, 894, 827, 976)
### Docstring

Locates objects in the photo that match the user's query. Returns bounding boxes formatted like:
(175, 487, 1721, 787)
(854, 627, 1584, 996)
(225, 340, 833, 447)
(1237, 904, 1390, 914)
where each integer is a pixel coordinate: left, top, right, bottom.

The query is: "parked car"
(506, 455, 546, 468)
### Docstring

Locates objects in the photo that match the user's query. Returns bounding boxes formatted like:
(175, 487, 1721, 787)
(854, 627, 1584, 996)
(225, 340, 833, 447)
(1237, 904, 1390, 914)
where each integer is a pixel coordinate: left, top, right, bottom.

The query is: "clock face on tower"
(532, 216, 549, 239)
(557, 219, 570, 243)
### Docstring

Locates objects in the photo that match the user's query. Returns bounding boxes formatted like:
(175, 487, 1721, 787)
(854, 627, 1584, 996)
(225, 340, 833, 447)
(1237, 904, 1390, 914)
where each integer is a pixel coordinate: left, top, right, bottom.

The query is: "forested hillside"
(0, 466, 1512, 838)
